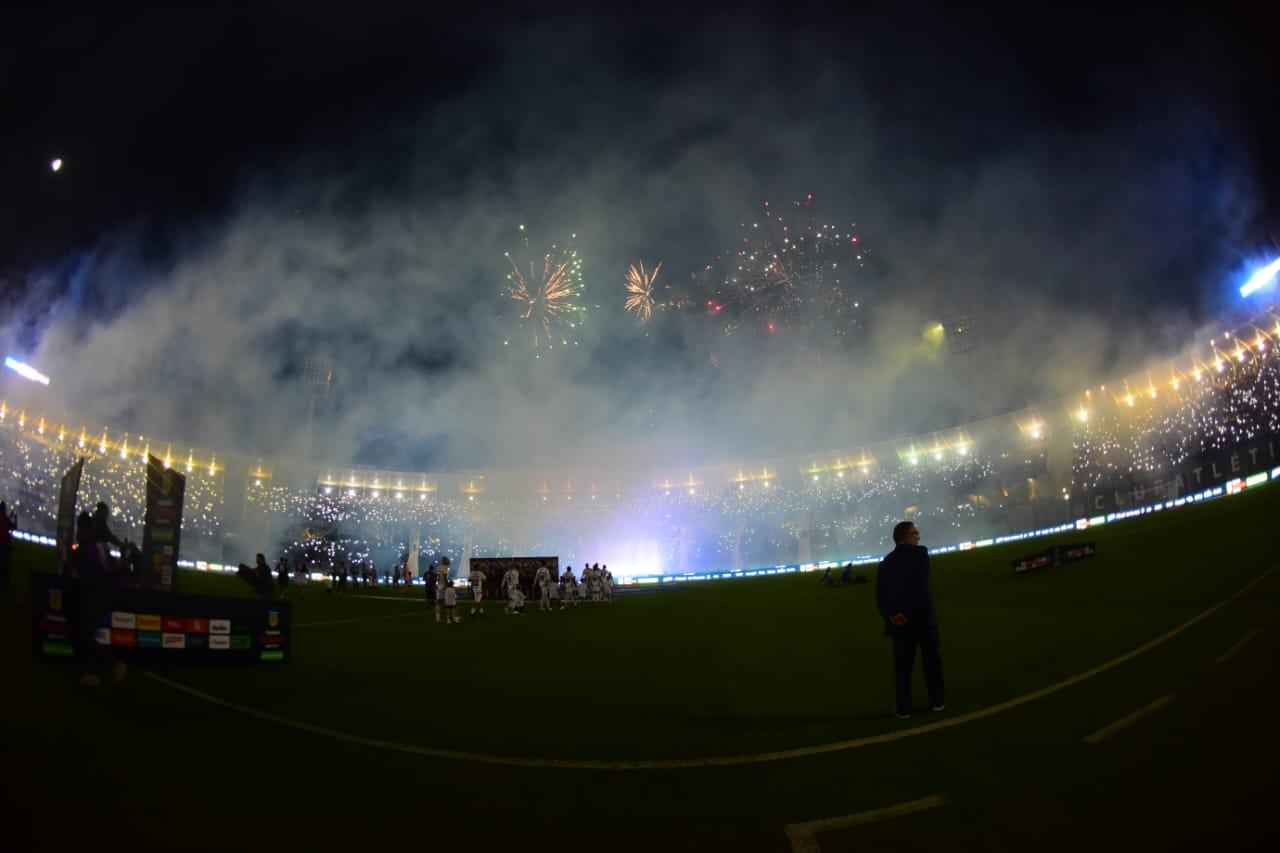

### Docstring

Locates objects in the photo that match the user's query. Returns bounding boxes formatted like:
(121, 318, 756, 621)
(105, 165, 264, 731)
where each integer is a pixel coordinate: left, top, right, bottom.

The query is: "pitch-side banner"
(141, 454, 185, 593)
(31, 573, 290, 664)
(55, 458, 84, 577)
(1012, 542, 1096, 574)
(1081, 431, 1280, 515)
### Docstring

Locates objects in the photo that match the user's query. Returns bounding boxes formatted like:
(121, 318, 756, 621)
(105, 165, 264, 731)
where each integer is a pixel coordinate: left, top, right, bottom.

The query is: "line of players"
(435, 560, 615, 623)
(271, 556, 437, 597)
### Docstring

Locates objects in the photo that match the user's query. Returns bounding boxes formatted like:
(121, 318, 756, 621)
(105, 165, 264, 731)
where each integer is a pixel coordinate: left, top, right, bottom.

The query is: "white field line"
(1215, 629, 1259, 664)
(784, 794, 947, 853)
(141, 567, 1274, 771)
(1084, 695, 1175, 744)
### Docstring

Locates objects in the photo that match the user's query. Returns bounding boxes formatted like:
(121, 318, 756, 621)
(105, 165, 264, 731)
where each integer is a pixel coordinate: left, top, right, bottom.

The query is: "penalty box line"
(141, 566, 1276, 772)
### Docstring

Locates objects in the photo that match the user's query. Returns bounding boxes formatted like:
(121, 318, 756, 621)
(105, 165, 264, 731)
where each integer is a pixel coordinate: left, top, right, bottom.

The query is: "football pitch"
(4, 486, 1278, 851)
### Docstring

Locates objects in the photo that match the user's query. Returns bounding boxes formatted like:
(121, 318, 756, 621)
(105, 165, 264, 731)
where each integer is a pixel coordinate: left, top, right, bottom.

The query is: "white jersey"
(443, 586, 457, 607)
(469, 569, 485, 593)
(535, 566, 551, 587)
(502, 568, 520, 593)
(437, 565, 451, 592)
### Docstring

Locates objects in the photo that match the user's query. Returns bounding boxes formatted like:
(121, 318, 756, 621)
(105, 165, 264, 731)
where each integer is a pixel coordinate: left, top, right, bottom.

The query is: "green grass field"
(3, 485, 1278, 851)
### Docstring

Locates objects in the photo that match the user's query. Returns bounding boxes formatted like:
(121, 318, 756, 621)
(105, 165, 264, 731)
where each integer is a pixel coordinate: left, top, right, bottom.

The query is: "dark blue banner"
(55, 458, 83, 577)
(141, 454, 185, 593)
(32, 572, 290, 665)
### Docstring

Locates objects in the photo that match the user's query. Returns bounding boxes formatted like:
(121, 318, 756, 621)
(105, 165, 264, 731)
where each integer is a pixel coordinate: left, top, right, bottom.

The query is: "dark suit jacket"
(876, 543, 937, 635)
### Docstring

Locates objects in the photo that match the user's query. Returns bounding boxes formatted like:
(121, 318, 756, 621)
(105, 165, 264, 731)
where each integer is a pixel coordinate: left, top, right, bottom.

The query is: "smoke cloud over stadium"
(1, 12, 1267, 480)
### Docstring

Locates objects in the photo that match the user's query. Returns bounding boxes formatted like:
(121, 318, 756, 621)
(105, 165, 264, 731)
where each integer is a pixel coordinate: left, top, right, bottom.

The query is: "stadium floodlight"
(1240, 257, 1280, 298)
(4, 356, 50, 385)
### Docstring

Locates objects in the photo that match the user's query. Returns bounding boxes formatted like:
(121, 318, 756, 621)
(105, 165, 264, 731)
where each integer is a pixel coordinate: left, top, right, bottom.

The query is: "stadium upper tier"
(4, 309, 1280, 575)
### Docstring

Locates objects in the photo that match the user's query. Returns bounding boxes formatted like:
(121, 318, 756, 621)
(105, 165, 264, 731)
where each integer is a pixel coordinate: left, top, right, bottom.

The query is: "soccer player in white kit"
(560, 567, 577, 607)
(587, 563, 602, 601)
(502, 566, 521, 615)
(442, 581, 460, 623)
(468, 565, 486, 616)
(534, 564, 552, 611)
(291, 558, 309, 597)
(434, 556, 453, 623)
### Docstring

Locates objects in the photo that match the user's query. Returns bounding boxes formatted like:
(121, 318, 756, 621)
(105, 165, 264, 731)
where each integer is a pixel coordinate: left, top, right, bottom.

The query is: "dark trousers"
(77, 573, 117, 671)
(891, 624, 944, 714)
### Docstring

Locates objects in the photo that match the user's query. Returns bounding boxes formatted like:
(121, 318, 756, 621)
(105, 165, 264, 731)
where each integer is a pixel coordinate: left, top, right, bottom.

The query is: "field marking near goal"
(1215, 629, 1259, 663)
(1083, 695, 1175, 744)
(141, 566, 1274, 771)
(783, 794, 947, 853)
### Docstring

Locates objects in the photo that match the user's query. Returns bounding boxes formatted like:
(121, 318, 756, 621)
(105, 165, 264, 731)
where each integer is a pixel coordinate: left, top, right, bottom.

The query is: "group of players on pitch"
(433, 557, 615, 623)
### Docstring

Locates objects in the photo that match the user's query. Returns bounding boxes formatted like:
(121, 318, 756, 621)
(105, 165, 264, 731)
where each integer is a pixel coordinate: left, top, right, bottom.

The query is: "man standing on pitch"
(876, 521, 944, 719)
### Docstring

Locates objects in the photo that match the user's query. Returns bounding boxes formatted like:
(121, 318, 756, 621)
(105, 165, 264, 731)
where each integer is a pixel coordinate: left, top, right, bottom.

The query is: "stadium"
(4, 187, 1280, 851)
(4, 307, 1280, 579)
(4, 300, 1280, 850)
(4, 6, 1280, 851)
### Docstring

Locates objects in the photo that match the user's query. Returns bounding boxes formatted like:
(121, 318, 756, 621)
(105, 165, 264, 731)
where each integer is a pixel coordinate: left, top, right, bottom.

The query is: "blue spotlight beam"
(1240, 257, 1280, 298)
(4, 356, 51, 386)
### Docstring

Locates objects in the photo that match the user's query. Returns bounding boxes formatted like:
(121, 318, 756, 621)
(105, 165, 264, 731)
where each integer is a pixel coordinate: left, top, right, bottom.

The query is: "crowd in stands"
(0, 430, 225, 556)
(1070, 345, 1280, 495)
(5, 331, 1280, 576)
(236, 451, 1012, 575)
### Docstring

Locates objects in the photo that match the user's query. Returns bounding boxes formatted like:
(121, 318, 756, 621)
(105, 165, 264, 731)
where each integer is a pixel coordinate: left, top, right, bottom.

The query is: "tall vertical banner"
(56, 457, 85, 577)
(407, 530, 420, 579)
(142, 454, 185, 593)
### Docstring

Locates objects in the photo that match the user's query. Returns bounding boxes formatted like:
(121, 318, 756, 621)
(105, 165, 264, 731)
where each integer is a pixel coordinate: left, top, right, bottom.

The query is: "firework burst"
(707, 194, 867, 339)
(503, 225, 587, 349)
(624, 261, 665, 322)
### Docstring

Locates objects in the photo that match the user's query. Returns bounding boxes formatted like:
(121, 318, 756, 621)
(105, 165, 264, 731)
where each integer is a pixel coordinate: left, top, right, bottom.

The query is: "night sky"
(1, 2, 1277, 471)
